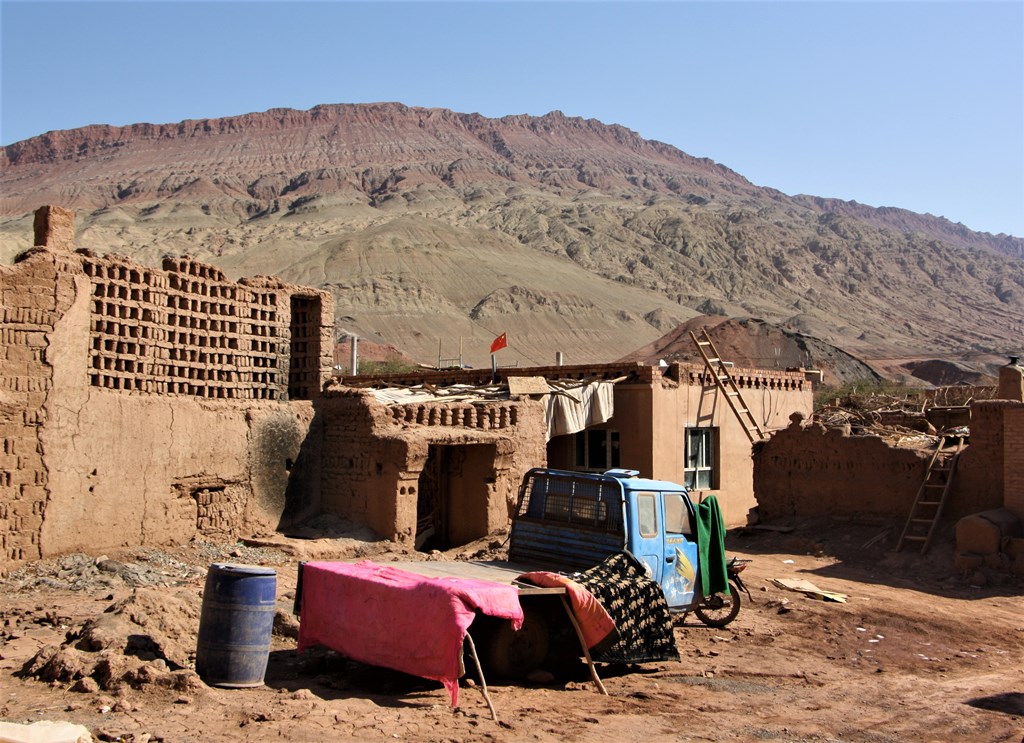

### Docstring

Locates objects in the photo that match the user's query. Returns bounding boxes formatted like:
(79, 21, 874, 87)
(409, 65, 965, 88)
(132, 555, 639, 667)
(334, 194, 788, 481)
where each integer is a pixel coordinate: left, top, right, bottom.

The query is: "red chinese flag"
(490, 332, 507, 354)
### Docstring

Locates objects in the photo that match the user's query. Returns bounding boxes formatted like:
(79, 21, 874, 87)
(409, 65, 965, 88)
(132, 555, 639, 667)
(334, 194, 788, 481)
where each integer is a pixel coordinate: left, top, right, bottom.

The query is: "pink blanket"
(517, 571, 616, 649)
(297, 561, 523, 706)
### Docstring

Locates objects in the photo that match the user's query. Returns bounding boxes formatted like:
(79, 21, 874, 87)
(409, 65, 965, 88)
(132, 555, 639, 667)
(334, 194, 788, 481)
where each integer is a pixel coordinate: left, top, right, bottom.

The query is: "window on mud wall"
(574, 429, 620, 472)
(684, 427, 717, 490)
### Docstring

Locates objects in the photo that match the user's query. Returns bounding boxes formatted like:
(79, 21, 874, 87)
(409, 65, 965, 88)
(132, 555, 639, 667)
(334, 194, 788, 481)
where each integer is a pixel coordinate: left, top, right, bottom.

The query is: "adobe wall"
(754, 401, 1019, 524)
(647, 365, 813, 526)
(1005, 405, 1024, 520)
(753, 418, 928, 521)
(318, 386, 548, 545)
(1, 208, 334, 567)
(954, 400, 1024, 521)
(0, 250, 67, 562)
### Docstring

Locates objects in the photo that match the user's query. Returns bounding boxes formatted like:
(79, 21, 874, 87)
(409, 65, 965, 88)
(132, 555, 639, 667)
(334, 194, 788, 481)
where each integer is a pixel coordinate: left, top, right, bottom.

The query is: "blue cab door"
(628, 491, 663, 583)
(659, 491, 699, 610)
(626, 488, 700, 610)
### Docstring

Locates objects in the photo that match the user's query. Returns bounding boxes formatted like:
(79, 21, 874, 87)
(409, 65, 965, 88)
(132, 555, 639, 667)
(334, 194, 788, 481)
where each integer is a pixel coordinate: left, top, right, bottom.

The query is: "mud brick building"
(331, 361, 815, 547)
(2, 206, 815, 568)
(314, 384, 549, 549)
(1, 207, 333, 565)
(754, 360, 1024, 575)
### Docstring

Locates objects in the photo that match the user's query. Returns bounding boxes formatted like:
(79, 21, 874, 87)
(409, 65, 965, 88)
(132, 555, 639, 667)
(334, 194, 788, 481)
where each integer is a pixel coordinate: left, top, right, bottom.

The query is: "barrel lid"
(208, 562, 277, 576)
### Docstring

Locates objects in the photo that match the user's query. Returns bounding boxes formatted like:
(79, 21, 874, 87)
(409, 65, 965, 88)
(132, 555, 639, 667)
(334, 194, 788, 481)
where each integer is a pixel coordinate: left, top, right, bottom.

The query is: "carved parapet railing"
(388, 402, 521, 429)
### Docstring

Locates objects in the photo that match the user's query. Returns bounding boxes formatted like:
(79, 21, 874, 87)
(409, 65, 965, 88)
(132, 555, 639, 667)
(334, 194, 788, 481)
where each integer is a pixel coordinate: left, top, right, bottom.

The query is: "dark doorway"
(288, 295, 321, 400)
(415, 444, 495, 552)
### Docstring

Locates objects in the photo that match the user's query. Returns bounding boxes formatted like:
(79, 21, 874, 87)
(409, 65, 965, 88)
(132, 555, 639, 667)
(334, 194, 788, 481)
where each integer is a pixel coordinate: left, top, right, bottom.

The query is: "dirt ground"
(1, 518, 1022, 743)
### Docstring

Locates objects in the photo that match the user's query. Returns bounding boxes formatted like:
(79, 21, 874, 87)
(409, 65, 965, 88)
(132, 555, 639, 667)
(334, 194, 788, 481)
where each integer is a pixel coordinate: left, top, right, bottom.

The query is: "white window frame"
(684, 427, 717, 490)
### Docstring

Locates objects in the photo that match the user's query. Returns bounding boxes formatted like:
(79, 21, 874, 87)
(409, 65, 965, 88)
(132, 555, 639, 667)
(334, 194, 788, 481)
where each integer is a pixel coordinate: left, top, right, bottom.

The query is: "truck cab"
(509, 468, 701, 610)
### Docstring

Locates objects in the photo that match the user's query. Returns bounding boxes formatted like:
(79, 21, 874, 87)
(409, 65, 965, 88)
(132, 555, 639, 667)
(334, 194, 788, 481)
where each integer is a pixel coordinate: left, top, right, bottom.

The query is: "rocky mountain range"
(2, 103, 1021, 379)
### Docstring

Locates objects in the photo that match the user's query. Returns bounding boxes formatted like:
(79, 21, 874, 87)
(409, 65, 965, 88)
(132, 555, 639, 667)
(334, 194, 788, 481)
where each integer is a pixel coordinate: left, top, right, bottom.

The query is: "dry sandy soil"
(1, 519, 1022, 743)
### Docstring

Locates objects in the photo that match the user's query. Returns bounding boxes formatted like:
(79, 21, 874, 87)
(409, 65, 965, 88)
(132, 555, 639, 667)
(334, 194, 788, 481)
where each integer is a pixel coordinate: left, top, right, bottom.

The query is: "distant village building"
(6, 206, 1018, 575)
(328, 361, 814, 547)
(2, 207, 817, 568)
(1, 206, 333, 565)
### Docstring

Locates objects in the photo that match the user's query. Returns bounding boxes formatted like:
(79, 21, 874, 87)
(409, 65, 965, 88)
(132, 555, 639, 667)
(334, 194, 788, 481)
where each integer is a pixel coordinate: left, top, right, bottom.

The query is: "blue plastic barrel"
(195, 563, 277, 688)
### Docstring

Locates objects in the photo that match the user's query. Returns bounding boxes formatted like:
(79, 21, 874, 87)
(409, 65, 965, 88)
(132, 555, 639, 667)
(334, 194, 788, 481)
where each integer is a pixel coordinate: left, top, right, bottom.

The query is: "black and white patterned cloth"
(571, 551, 679, 664)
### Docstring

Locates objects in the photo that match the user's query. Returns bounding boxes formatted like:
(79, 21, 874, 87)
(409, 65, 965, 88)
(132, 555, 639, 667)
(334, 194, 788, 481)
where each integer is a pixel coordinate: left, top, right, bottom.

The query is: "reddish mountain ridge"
(0, 104, 750, 212)
(1, 103, 1021, 372)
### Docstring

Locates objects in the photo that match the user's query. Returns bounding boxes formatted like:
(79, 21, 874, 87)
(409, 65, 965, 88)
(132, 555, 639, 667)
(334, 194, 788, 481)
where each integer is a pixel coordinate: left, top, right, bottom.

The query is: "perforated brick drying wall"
(1, 207, 336, 568)
(84, 256, 289, 399)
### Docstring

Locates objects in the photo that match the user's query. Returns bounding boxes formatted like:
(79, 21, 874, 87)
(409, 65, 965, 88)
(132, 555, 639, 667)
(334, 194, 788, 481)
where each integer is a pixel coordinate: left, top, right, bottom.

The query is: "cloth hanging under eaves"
(544, 380, 615, 440)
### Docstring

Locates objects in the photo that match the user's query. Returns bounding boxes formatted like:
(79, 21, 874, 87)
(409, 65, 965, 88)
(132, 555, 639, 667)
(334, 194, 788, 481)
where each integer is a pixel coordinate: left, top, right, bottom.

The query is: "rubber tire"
(693, 580, 742, 628)
(485, 607, 551, 679)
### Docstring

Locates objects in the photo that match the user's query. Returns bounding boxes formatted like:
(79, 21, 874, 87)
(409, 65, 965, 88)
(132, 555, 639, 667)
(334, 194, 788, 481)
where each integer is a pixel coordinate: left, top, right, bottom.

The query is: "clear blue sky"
(2, 1, 1022, 237)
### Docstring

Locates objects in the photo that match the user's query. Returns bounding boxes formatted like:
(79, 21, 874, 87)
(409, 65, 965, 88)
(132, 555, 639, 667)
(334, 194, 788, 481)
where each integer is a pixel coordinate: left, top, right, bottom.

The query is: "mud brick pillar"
(1004, 403, 1024, 520)
(33, 206, 75, 251)
(997, 357, 1024, 402)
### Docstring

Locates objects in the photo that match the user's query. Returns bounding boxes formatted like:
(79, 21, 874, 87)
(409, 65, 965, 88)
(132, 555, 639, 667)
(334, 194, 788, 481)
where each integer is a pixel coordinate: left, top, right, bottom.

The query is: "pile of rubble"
(2, 552, 205, 593)
(2, 542, 289, 593)
(814, 385, 996, 448)
(21, 588, 205, 695)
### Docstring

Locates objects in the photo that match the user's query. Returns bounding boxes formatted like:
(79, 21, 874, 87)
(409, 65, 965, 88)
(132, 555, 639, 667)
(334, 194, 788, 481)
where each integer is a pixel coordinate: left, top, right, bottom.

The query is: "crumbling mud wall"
(753, 416, 928, 521)
(1005, 405, 1024, 520)
(0, 248, 70, 562)
(955, 400, 1024, 520)
(755, 401, 1017, 524)
(318, 386, 547, 546)
(1, 207, 333, 568)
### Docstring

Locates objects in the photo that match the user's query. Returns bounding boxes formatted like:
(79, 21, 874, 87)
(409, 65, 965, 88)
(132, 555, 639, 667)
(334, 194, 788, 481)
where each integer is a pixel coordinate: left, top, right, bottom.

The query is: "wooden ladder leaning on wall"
(896, 434, 966, 554)
(689, 329, 768, 443)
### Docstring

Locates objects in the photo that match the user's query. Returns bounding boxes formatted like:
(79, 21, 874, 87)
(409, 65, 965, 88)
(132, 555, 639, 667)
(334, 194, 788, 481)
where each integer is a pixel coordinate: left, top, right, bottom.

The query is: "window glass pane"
(664, 493, 691, 534)
(686, 430, 702, 469)
(700, 430, 712, 468)
(684, 427, 716, 490)
(638, 493, 658, 537)
(575, 432, 586, 467)
(610, 431, 620, 468)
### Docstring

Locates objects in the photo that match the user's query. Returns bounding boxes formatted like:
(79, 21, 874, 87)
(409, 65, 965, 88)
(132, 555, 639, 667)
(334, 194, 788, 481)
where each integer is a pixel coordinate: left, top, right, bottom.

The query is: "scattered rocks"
(21, 587, 207, 695)
(273, 607, 300, 639)
(2, 552, 204, 593)
(76, 588, 201, 668)
(71, 676, 100, 694)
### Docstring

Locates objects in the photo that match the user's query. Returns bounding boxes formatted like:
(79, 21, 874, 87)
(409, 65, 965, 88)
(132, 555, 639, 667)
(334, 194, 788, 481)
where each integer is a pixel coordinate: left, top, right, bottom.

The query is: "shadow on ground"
(726, 516, 1024, 600)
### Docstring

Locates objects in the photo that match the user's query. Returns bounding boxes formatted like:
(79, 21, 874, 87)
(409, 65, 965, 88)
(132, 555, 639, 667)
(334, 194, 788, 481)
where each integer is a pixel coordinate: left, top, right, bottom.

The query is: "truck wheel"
(693, 580, 742, 628)
(486, 607, 550, 679)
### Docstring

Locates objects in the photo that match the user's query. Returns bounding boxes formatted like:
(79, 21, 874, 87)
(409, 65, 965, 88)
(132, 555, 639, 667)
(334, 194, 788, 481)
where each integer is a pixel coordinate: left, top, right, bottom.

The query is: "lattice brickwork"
(84, 257, 284, 399)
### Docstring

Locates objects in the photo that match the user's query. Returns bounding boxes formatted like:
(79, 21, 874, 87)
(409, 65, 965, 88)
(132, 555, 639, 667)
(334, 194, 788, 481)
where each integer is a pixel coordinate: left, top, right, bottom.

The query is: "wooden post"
(464, 632, 498, 721)
(350, 335, 358, 375)
(559, 595, 608, 695)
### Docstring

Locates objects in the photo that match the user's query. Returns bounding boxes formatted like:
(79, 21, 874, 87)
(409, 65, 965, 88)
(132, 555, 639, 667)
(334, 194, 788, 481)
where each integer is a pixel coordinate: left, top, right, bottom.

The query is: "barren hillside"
(2, 103, 1021, 372)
